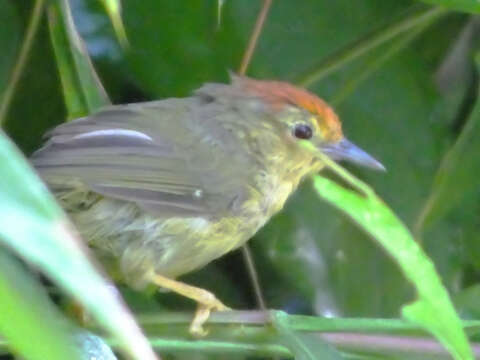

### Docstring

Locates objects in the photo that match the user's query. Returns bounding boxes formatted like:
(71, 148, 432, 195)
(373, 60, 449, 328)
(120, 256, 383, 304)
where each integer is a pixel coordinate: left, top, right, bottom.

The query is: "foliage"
(0, 0, 479, 359)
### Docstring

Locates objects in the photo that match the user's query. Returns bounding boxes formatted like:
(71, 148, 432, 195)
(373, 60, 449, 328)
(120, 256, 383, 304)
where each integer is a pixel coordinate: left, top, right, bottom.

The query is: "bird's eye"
(293, 123, 313, 140)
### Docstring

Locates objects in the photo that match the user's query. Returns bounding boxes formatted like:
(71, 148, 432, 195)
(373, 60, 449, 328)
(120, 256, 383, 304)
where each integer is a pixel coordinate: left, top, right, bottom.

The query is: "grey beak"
(320, 138, 386, 171)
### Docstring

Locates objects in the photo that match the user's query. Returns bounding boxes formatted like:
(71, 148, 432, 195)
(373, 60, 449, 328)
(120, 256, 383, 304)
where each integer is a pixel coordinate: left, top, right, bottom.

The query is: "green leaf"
(43, 2, 157, 359)
(0, 0, 21, 100)
(4, 1, 478, 358)
(206, 1, 464, 321)
(417, 0, 480, 13)
(0, 130, 156, 360)
(415, 55, 480, 232)
(216, 0, 227, 28)
(47, 0, 110, 119)
(271, 311, 343, 360)
(310, 153, 472, 360)
(0, 250, 82, 360)
(3, 1, 66, 155)
(99, 0, 129, 48)
(295, 5, 447, 88)
(0, 0, 43, 127)
(455, 284, 480, 320)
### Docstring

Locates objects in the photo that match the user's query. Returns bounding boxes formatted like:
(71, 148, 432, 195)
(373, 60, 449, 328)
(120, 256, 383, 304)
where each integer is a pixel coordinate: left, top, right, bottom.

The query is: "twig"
(321, 332, 480, 358)
(237, 0, 273, 75)
(0, 0, 46, 126)
(241, 245, 267, 309)
(79, 312, 480, 358)
(237, 0, 274, 311)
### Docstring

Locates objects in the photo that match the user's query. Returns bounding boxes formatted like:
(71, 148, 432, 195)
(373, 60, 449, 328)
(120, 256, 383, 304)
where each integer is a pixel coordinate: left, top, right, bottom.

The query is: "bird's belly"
(140, 215, 248, 279)
(143, 181, 295, 280)
(70, 175, 296, 286)
(71, 198, 254, 284)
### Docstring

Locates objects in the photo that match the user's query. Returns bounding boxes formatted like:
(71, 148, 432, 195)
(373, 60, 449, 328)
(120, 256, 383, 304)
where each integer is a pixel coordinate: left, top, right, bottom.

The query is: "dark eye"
(293, 124, 313, 139)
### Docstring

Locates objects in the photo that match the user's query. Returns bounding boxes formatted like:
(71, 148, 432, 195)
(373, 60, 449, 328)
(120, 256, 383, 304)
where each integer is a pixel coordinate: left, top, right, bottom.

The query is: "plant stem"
(147, 338, 291, 357)
(237, 0, 274, 311)
(295, 5, 448, 88)
(321, 332, 480, 358)
(241, 245, 267, 309)
(74, 311, 480, 358)
(135, 311, 480, 334)
(238, 0, 273, 75)
(0, 0, 46, 126)
(2, 331, 479, 359)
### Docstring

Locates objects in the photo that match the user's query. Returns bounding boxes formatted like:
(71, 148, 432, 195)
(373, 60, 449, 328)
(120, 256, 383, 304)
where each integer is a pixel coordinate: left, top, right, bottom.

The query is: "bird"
(31, 74, 384, 335)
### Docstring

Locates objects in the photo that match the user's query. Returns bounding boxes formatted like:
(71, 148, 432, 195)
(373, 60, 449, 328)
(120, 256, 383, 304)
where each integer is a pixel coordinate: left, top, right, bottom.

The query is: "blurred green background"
(1, 0, 480, 359)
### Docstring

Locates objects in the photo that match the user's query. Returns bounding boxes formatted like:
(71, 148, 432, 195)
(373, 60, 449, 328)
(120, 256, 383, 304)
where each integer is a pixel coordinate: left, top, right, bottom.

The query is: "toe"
(189, 305, 211, 337)
(212, 301, 231, 311)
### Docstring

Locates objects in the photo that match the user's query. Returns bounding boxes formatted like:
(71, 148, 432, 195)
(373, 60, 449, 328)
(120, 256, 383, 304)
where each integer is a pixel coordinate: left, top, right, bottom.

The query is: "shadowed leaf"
(417, 0, 480, 14)
(47, 0, 110, 119)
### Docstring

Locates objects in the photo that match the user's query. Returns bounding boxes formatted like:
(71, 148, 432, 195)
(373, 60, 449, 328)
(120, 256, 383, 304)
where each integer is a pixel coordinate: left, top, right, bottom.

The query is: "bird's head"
(227, 75, 385, 171)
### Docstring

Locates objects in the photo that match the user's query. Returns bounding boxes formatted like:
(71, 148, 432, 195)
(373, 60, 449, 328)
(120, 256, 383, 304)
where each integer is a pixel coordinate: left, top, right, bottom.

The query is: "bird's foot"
(189, 289, 231, 336)
(149, 273, 231, 336)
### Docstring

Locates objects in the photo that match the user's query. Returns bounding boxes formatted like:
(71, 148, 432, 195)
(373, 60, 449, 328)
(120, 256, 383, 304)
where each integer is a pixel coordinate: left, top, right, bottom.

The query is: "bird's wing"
(32, 99, 251, 217)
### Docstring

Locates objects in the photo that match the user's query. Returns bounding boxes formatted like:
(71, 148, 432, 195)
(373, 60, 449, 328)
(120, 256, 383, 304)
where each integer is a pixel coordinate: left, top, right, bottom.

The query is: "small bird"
(32, 74, 383, 334)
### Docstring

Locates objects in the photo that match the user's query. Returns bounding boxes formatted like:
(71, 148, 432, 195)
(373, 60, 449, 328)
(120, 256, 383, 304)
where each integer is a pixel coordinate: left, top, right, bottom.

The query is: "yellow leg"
(150, 273, 231, 336)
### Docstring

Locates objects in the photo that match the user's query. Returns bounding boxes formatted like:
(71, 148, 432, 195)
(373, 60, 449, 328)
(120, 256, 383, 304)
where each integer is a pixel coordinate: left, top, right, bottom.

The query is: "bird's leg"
(149, 273, 231, 336)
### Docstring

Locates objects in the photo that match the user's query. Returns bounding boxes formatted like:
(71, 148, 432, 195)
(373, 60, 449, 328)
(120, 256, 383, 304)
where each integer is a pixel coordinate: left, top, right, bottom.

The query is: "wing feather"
(32, 99, 249, 217)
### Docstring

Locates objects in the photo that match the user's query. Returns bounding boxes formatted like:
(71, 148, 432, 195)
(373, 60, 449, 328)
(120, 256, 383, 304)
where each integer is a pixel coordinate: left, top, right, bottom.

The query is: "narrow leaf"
(271, 311, 343, 360)
(0, 131, 157, 360)
(44, 2, 157, 359)
(99, 0, 129, 48)
(415, 54, 480, 232)
(295, 5, 447, 88)
(47, 0, 110, 119)
(308, 152, 472, 360)
(0, 250, 82, 360)
(417, 0, 480, 13)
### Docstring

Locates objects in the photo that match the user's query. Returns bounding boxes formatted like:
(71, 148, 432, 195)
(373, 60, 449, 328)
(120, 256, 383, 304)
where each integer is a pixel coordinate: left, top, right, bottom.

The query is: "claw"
(150, 273, 231, 336)
(189, 292, 231, 336)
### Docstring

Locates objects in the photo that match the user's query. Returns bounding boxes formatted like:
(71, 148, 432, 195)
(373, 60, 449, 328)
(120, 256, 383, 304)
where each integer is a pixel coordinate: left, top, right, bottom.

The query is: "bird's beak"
(320, 138, 386, 171)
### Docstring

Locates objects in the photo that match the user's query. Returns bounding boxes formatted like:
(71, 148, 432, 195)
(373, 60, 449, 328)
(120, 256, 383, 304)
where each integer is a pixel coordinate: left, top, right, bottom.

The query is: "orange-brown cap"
(234, 75, 343, 142)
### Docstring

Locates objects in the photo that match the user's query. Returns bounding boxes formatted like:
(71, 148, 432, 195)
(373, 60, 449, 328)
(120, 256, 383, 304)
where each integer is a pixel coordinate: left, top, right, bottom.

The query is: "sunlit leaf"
(310, 152, 472, 360)
(99, 0, 129, 48)
(0, 131, 156, 360)
(44, 1, 157, 359)
(0, 251, 82, 360)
